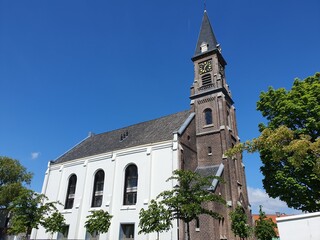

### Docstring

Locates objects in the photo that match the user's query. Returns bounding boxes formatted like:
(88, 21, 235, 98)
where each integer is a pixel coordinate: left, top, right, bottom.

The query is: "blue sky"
(0, 0, 319, 214)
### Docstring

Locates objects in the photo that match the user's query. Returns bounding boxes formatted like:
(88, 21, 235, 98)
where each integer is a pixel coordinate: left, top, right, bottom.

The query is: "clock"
(199, 60, 212, 75)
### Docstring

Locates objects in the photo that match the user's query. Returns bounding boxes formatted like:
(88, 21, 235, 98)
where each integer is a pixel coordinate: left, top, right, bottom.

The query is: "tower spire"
(193, 11, 219, 59)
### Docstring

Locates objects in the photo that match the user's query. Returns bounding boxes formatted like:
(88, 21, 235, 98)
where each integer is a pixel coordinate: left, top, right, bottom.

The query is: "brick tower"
(188, 10, 252, 240)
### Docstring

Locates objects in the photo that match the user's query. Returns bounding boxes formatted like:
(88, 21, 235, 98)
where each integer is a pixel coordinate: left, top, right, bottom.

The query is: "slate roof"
(195, 165, 220, 177)
(195, 164, 224, 192)
(193, 10, 219, 59)
(53, 110, 192, 164)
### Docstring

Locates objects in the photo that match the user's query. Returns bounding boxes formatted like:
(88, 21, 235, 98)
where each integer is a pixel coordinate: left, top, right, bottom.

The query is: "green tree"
(41, 211, 66, 239)
(254, 206, 277, 240)
(229, 206, 252, 240)
(139, 199, 172, 240)
(0, 156, 33, 210)
(156, 169, 225, 240)
(227, 73, 320, 212)
(84, 209, 112, 238)
(8, 189, 65, 239)
(0, 156, 33, 238)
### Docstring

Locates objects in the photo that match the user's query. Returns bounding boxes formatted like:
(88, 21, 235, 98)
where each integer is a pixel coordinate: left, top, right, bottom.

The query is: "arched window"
(123, 164, 138, 205)
(91, 170, 105, 207)
(204, 108, 213, 125)
(65, 174, 77, 209)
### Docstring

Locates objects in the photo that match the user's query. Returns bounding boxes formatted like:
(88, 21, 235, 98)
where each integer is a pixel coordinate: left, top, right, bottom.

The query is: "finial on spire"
(204, 0, 207, 11)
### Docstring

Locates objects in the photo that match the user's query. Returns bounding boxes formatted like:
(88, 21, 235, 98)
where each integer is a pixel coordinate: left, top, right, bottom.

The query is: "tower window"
(91, 170, 105, 207)
(196, 218, 200, 230)
(219, 217, 226, 239)
(208, 146, 212, 155)
(123, 164, 138, 205)
(227, 109, 232, 128)
(65, 174, 77, 209)
(201, 74, 212, 85)
(204, 108, 213, 125)
(200, 42, 208, 53)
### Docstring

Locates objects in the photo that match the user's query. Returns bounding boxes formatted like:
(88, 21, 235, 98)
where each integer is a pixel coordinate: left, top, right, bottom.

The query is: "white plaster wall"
(32, 141, 179, 240)
(277, 212, 320, 240)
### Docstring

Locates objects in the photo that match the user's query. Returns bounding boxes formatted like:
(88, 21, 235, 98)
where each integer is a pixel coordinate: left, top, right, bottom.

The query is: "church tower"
(189, 11, 252, 240)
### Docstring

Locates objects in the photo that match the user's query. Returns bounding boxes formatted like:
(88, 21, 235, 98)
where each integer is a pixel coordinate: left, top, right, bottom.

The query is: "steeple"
(192, 10, 219, 60)
(190, 10, 228, 98)
(188, 10, 253, 240)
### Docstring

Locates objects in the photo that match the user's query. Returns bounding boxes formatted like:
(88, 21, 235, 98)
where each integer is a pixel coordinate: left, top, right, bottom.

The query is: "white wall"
(32, 140, 179, 240)
(277, 212, 320, 240)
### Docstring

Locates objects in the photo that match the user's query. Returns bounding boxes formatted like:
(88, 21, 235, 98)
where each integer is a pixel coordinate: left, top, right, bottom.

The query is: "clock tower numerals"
(198, 60, 212, 75)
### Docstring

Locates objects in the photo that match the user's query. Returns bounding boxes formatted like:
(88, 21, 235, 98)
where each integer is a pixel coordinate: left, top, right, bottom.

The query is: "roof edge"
(177, 112, 195, 135)
(211, 163, 224, 191)
(52, 135, 91, 164)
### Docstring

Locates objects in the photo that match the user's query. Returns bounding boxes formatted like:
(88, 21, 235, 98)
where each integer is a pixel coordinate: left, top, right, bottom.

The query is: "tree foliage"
(254, 206, 277, 240)
(84, 210, 112, 235)
(8, 189, 65, 239)
(41, 211, 66, 236)
(229, 206, 252, 240)
(227, 73, 320, 212)
(257, 73, 320, 139)
(0, 156, 33, 210)
(156, 169, 225, 240)
(139, 199, 172, 239)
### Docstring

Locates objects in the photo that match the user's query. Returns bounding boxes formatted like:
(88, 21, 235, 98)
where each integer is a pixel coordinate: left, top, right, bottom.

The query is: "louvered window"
(202, 74, 212, 85)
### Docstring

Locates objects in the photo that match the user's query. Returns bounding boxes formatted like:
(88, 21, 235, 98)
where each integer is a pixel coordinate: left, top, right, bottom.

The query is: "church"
(31, 10, 252, 240)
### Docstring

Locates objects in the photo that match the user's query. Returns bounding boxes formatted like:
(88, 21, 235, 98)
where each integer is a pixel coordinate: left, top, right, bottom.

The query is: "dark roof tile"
(193, 11, 219, 58)
(53, 110, 191, 164)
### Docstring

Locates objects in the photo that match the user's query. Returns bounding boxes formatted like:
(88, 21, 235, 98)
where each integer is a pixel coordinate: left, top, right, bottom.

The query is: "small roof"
(195, 163, 224, 192)
(193, 11, 219, 59)
(53, 110, 192, 164)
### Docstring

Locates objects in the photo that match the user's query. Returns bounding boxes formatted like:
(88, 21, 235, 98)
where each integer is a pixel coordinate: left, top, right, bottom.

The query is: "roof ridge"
(93, 109, 190, 136)
(53, 109, 192, 164)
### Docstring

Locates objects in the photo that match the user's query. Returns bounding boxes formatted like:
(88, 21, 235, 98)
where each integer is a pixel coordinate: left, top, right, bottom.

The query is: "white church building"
(32, 111, 193, 240)
(31, 10, 252, 240)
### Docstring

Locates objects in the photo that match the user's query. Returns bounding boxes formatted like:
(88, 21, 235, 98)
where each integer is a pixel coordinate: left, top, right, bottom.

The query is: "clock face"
(199, 60, 212, 75)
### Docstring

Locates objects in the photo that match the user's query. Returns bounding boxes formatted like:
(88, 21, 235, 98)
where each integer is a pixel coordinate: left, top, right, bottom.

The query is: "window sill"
(61, 209, 72, 214)
(89, 207, 102, 211)
(203, 124, 214, 129)
(121, 205, 136, 210)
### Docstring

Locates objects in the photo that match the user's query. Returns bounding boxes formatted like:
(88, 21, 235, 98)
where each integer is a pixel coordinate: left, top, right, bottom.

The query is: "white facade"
(277, 212, 320, 240)
(29, 10, 254, 240)
(32, 137, 181, 240)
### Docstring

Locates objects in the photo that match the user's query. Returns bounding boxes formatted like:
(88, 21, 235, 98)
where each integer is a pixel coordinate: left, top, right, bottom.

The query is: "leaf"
(85, 210, 112, 235)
